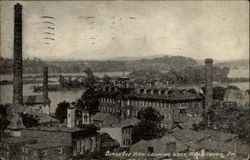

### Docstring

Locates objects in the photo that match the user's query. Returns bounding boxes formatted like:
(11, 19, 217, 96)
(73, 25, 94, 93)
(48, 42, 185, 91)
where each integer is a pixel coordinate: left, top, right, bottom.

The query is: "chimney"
(43, 67, 48, 99)
(13, 3, 23, 105)
(137, 88, 140, 94)
(204, 58, 213, 114)
(67, 106, 76, 128)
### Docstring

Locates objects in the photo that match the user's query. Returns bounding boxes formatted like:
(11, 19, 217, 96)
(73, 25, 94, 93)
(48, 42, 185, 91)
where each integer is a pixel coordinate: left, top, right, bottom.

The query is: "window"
(43, 150, 47, 156)
(34, 151, 37, 156)
(58, 148, 63, 154)
(127, 109, 130, 116)
(25, 148, 28, 154)
(21, 147, 25, 152)
(73, 149, 77, 156)
(180, 109, 187, 114)
(127, 139, 131, 146)
(148, 147, 154, 153)
(6, 151, 9, 158)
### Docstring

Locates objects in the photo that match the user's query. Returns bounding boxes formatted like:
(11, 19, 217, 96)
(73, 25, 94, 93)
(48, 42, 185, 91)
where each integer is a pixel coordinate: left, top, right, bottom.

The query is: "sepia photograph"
(0, 1, 249, 160)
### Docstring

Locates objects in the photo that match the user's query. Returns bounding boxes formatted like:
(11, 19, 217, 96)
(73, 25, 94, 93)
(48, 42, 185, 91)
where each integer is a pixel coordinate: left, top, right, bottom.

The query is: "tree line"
(129, 66, 231, 85)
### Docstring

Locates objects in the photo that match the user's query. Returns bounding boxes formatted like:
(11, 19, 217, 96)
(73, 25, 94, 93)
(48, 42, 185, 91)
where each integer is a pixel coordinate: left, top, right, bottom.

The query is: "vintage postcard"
(0, 1, 249, 160)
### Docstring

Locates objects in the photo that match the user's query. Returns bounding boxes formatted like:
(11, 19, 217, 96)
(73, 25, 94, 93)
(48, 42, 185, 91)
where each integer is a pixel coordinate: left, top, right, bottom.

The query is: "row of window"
(99, 105, 121, 113)
(100, 97, 201, 108)
(0, 151, 9, 158)
(122, 139, 131, 146)
(21, 147, 63, 156)
(74, 138, 95, 156)
(0, 143, 9, 149)
(100, 104, 177, 119)
(99, 105, 175, 120)
(123, 128, 132, 135)
(21, 156, 65, 160)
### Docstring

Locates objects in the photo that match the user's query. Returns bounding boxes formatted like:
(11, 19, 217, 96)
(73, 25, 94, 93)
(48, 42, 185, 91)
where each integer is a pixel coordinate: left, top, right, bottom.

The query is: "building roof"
(173, 128, 211, 144)
(26, 141, 70, 150)
(111, 118, 139, 128)
(31, 113, 59, 123)
(193, 138, 250, 155)
(92, 112, 112, 122)
(126, 89, 203, 101)
(23, 95, 51, 105)
(99, 87, 203, 102)
(99, 132, 120, 147)
(131, 134, 188, 153)
(0, 136, 37, 144)
(23, 126, 82, 133)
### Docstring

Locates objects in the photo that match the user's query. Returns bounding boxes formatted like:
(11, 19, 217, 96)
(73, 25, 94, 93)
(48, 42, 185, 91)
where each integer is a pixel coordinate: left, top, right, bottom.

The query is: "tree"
(73, 68, 99, 115)
(206, 103, 240, 132)
(245, 89, 250, 96)
(103, 74, 112, 85)
(84, 68, 96, 88)
(132, 107, 164, 143)
(21, 113, 40, 128)
(213, 86, 226, 100)
(55, 101, 70, 122)
(74, 88, 99, 115)
(236, 109, 250, 143)
(0, 104, 10, 139)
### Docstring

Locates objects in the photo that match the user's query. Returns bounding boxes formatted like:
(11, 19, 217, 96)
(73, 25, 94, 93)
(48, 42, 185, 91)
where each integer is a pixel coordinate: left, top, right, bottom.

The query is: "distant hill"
(0, 55, 199, 74)
(215, 59, 249, 70)
(196, 59, 249, 70)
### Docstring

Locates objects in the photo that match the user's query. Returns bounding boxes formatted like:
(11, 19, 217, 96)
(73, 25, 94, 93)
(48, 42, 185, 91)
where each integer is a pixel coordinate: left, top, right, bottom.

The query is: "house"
(21, 142, 71, 160)
(224, 89, 249, 107)
(99, 118, 139, 149)
(91, 112, 120, 128)
(130, 134, 185, 159)
(0, 136, 37, 160)
(1, 124, 121, 160)
(23, 67, 51, 114)
(98, 132, 120, 153)
(23, 95, 51, 114)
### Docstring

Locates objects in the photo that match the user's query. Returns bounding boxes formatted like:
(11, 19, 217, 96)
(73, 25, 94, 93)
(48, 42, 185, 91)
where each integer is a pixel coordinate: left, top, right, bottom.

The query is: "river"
(0, 72, 128, 113)
(0, 70, 249, 113)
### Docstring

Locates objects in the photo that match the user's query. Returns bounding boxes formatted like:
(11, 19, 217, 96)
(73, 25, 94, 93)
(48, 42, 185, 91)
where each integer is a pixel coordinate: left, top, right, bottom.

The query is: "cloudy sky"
(1, 1, 249, 61)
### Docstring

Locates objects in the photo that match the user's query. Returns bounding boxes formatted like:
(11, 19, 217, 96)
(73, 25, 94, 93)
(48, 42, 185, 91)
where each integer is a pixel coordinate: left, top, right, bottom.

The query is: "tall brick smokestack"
(204, 58, 213, 115)
(43, 67, 48, 100)
(13, 3, 23, 105)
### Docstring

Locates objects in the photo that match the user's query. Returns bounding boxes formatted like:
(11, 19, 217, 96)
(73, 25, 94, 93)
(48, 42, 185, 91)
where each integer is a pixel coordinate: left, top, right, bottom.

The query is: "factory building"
(97, 59, 213, 128)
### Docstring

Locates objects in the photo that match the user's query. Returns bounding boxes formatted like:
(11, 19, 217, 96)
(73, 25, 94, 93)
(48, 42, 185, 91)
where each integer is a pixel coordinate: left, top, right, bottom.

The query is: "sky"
(0, 1, 249, 61)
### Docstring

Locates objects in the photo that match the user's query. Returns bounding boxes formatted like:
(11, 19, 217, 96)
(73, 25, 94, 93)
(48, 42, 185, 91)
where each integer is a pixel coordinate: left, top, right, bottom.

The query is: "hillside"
(0, 55, 197, 74)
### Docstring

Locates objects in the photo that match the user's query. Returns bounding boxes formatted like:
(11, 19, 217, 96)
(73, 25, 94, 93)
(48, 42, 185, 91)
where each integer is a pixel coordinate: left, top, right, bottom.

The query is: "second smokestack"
(43, 66, 48, 100)
(204, 58, 213, 114)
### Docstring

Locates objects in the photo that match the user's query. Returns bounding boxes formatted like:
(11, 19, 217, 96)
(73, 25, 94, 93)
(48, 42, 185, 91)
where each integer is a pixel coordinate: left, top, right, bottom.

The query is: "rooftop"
(92, 112, 113, 122)
(23, 95, 51, 105)
(1, 136, 37, 144)
(26, 141, 70, 150)
(99, 87, 204, 101)
(24, 126, 82, 133)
